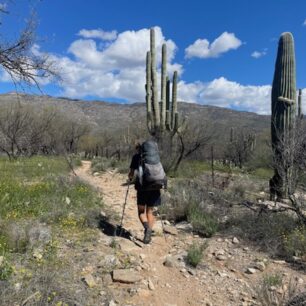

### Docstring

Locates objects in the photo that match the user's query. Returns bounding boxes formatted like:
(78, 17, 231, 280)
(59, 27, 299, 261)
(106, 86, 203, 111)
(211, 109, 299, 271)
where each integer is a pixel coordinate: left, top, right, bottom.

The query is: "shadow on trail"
(98, 217, 133, 240)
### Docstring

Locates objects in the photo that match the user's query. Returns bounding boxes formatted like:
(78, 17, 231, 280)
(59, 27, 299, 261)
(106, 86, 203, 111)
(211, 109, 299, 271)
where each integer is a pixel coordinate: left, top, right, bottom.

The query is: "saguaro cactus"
(298, 89, 303, 119)
(146, 28, 180, 137)
(270, 32, 296, 199)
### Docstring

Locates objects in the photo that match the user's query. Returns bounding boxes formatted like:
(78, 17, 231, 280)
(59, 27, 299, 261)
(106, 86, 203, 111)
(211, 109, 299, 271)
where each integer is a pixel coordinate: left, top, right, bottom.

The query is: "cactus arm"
(166, 76, 170, 111)
(150, 28, 160, 130)
(160, 43, 167, 130)
(146, 51, 153, 133)
(278, 96, 295, 105)
(146, 51, 152, 114)
(171, 71, 178, 130)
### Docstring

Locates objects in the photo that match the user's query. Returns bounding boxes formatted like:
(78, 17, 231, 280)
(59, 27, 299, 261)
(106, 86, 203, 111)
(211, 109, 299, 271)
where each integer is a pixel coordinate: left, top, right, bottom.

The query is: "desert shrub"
(250, 167, 274, 180)
(70, 154, 82, 167)
(232, 183, 245, 198)
(91, 156, 129, 173)
(0, 234, 9, 253)
(0, 174, 101, 224)
(170, 160, 237, 179)
(160, 179, 208, 222)
(254, 275, 298, 306)
(0, 257, 13, 281)
(0, 157, 102, 257)
(0, 222, 29, 253)
(186, 242, 207, 267)
(226, 211, 297, 256)
(263, 273, 283, 287)
(0, 266, 89, 306)
(114, 159, 130, 173)
(187, 205, 218, 237)
(91, 157, 113, 172)
(283, 226, 306, 258)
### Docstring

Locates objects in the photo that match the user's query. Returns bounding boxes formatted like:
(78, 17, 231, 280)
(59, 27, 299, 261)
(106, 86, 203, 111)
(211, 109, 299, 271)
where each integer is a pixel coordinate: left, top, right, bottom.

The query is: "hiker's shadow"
(98, 216, 132, 240)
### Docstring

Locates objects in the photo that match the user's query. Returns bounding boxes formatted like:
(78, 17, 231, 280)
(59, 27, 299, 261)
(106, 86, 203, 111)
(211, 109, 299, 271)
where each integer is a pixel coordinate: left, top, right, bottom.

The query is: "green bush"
(225, 212, 297, 256)
(263, 273, 283, 287)
(254, 274, 298, 306)
(283, 226, 306, 258)
(186, 242, 207, 267)
(188, 205, 218, 237)
(91, 157, 112, 172)
(0, 257, 13, 280)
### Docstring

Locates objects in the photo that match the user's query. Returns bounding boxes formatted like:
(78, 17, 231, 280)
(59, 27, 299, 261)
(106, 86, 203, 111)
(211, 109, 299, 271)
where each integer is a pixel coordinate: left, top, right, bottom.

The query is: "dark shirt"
(130, 153, 141, 170)
(130, 153, 141, 190)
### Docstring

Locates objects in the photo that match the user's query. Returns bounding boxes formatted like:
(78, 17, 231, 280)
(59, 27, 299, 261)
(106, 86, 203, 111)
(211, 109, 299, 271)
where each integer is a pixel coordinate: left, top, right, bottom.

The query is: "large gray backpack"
(139, 140, 166, 190)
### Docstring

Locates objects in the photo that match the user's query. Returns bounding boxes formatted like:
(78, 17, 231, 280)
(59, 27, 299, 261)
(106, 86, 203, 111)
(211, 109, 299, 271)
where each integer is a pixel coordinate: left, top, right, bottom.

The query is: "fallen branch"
(21, 291, 40, 306)
(241, 197, 306, 225)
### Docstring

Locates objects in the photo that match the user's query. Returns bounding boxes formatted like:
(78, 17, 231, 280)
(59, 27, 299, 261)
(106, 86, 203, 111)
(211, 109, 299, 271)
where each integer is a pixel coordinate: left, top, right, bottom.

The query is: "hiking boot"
(143, 228, 152, 244)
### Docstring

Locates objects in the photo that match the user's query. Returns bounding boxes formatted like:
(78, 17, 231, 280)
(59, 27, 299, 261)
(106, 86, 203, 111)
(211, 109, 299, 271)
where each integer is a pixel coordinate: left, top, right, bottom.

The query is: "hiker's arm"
(128, 169, 134, 181)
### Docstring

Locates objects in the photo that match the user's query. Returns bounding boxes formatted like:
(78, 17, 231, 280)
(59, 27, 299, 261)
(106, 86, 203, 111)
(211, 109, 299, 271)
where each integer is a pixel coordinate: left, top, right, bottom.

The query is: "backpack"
(138, 140, 166, 190)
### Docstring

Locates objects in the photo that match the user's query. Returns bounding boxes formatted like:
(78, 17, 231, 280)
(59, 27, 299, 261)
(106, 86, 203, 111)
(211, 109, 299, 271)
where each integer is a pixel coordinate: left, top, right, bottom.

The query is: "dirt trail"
(75, 161, 207, 306)
(75, 161, 306, 306)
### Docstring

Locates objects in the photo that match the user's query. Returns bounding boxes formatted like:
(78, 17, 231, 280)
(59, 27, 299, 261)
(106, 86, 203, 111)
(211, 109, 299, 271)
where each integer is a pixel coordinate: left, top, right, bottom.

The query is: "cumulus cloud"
(36, 28, 271, 113)
(49, 26, 181, 101)
(0, 26, 277, 114)
(178, 77, 271, 114)
(251, 50, 267, 59)
(78, 29, 118, 40)
(185, 32, 242, 59)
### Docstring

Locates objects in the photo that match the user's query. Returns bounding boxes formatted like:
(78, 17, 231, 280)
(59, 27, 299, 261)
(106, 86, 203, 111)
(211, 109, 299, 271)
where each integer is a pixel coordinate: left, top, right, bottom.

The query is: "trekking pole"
(118, 181, 130, 236)
(160, 213, 168, 242)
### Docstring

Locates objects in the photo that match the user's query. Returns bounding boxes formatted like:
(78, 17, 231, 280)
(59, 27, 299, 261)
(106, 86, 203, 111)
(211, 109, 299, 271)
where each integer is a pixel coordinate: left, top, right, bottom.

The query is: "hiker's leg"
(137, 205, 147, 225)
(146, 190, 161, 229)
(137, 190, 149, 229)
(142, 206, 154, 244)
(146, 206, 155, 229)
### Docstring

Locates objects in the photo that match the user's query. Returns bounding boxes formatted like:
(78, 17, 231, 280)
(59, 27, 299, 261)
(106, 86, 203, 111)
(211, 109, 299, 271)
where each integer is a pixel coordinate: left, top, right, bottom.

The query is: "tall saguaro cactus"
(298, 89, 303, 119)
(146, 28, 180, 137)
(270, 32, 296, 199)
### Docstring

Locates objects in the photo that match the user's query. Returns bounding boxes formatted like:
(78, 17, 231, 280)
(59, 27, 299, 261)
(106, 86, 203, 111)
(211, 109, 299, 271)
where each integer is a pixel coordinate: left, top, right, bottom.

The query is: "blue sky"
(1, 0, 306, 114)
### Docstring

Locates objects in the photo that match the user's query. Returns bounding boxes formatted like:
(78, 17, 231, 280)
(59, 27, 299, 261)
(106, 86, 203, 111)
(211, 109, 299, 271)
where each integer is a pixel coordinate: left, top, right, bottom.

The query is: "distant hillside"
(0, 93, 270, 142)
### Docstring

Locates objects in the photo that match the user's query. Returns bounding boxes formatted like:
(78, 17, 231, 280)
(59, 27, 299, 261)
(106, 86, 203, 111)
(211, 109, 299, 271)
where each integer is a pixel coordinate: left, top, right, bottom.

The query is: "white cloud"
(49, 26, 182, 101)
(303, 20, 306, 26)
(185, 32, 242, 59)
(0, 27, 276, 114)
(251, 50, 267, 58)
(178, 77, 271, 114)
(78, 29, 117, 40)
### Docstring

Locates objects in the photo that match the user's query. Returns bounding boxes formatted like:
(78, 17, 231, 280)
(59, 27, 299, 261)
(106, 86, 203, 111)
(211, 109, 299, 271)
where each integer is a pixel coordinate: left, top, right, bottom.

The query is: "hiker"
(128, 141, 165, 244)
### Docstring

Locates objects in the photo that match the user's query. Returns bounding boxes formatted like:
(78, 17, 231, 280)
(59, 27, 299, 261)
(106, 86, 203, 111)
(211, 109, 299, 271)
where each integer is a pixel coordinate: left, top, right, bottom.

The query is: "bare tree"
(24, 106, 57, 155)
(0, 103, 30, 159)
(224, 129, 256, 168)
(157, 121, 214, 172)
(0, 1, 58, 89)
(61, 121, 91, 154)
(242, 120, 306, 225)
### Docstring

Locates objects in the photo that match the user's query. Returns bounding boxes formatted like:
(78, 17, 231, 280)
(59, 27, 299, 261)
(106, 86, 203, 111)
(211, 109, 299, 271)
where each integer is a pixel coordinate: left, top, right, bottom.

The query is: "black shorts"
(137, 189, 161, 207)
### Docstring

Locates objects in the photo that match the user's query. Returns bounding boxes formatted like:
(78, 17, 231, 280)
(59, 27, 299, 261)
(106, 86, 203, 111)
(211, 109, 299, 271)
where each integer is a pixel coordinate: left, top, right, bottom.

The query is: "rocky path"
(75, 161, 306, 306)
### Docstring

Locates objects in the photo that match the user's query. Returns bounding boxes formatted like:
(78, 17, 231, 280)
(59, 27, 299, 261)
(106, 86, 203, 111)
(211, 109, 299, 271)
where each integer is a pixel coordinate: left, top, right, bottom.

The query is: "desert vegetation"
(0, 2, 306, 304)
(0, 156, 104, 305)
